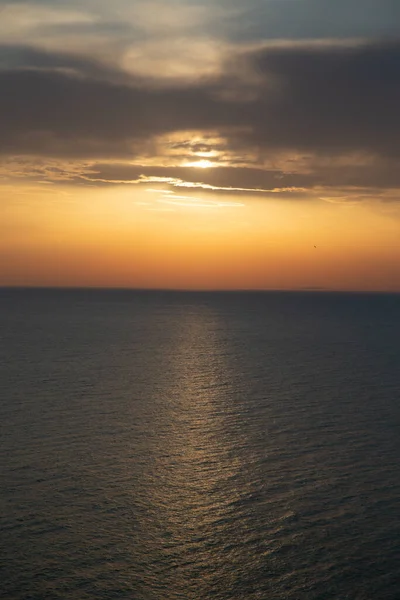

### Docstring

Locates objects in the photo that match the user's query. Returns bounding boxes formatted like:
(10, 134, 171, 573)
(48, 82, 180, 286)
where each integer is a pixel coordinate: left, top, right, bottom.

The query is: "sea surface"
(1, 288, 399, 600)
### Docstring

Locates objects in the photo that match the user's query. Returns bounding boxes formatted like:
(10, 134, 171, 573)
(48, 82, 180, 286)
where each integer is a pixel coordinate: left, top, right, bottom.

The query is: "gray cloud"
(227, 0, 400, 42)
(78, 160, 400, 195)
(0, 45, 129, 82)
(222, 40, 400, 158)
(83, 163, 313, 189)
(1, 39, 400, 192)
(2, 0, 400, 41)
(0, 54, 231, 156)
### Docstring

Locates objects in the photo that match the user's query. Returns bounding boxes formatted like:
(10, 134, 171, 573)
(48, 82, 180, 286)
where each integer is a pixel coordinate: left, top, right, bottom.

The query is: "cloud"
(0, 44, 129, 82)
(2, 0, 399, 43)
(0, 56, 231, 156)
(233, 39, 400, 156)
(81, 163, 312, 191)
(225, 0, 400, 42)
(0, 1, 227, 72)
(1, 39, 400, 195)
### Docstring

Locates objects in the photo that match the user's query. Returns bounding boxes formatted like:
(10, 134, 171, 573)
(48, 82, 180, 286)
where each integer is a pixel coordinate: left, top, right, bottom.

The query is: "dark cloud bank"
(1, 40, 400, 191)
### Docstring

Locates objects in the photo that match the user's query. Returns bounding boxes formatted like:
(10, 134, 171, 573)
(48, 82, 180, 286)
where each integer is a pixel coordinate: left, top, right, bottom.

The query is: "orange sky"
(1, 2, 400, 292)
(1, 182, 399, 291)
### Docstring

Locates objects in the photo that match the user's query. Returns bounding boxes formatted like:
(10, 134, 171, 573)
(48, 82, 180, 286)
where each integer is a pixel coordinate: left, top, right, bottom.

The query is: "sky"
(1, 0, 400, 291)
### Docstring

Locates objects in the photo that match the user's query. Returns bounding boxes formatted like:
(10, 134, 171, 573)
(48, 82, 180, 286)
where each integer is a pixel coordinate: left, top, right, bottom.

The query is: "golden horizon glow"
(1, 183, 399, 292)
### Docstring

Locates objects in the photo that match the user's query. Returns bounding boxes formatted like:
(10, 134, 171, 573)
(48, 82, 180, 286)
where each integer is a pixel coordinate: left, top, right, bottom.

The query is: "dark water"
(1, 289, 399, 600)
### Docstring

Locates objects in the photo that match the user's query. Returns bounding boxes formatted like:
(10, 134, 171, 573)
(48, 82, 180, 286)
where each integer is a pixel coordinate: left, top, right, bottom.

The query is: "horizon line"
(0, 285, 399, 295)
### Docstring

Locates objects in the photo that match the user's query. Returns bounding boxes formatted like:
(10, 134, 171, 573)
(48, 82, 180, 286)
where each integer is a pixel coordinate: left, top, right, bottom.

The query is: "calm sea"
(1, 288, 399, 600)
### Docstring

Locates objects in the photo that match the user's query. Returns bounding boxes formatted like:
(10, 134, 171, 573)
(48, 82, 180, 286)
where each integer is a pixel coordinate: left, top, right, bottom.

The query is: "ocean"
(1, 288, 399, 599)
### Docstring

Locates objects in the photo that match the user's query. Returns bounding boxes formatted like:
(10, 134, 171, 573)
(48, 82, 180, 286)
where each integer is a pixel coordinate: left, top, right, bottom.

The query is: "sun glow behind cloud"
(184, 160, 215, 169)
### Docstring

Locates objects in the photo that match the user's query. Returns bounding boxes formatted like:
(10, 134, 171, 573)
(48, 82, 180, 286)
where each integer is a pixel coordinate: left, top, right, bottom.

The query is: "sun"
(185, 159, 214, 169)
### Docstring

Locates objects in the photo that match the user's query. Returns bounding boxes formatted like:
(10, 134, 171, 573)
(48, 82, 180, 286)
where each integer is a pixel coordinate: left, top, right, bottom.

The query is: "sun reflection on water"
(139, 305, 257, 596)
